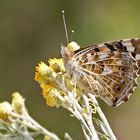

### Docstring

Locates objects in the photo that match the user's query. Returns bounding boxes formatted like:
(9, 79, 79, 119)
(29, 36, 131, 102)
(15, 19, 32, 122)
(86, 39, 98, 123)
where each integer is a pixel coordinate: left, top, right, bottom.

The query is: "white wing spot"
(135, 54, 140, 60)
(102, 66, 113, 75)
(122, 41, 135, 52)
(99, 53, 109, 59)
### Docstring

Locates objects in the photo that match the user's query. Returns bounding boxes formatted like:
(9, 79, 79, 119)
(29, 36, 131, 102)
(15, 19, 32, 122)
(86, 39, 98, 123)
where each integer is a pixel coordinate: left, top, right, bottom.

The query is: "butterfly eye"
(119, 66, 127, 71)
(114, 84, 122, 93)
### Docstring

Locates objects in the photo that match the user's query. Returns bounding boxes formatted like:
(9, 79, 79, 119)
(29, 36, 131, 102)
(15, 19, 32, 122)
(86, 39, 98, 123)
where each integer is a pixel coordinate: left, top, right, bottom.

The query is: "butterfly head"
(61, 42, 80, 77)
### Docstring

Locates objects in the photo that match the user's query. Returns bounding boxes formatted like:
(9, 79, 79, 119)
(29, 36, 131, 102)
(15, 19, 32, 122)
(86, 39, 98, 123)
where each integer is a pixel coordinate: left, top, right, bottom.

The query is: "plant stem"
(88, 93, 117, 140)
(10, 111, 60, 140)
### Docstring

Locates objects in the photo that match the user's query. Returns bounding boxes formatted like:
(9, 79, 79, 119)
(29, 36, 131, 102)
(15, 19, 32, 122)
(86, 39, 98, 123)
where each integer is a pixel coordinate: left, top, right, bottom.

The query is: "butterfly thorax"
(61, 46, 75, 78)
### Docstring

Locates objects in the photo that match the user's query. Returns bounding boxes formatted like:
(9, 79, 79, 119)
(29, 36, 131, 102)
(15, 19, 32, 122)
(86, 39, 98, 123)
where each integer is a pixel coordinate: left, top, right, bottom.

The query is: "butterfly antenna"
(62, 10, 69, 44)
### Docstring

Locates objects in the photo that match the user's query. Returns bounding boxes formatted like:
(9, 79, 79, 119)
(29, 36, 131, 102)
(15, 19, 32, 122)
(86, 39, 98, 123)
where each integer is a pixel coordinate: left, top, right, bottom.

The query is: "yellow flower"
(67, 41, 80, 51)
(0, 102, 12, 121)
(34, 72, 44, 84)
(36, 62, 53, 76)
(49, 58, 65, 73)
(41, 84, 54, 94)
(12, 92, 25, 114)
(35, 62, 57, 85)
(34, 59, 66, 107)
(42, 87, 63, 108)
(35, 62, 49, 84)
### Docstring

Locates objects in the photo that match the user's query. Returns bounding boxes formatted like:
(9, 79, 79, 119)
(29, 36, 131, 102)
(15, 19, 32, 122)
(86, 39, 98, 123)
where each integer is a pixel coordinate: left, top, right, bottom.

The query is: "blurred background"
(0, 0, 140, 139)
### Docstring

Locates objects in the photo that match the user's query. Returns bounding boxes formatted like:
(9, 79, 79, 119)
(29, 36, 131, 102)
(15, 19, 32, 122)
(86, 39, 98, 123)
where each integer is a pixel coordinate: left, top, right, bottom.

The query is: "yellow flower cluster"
(35, 59, 66, 108)
(0, 102, 12, 121)
(0, 92, 25, 121)
(49, 58, 65, 73)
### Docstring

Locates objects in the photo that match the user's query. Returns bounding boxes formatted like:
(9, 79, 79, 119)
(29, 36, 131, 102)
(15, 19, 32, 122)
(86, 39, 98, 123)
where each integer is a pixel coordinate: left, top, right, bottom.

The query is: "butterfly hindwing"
(62, 38, 140, 106)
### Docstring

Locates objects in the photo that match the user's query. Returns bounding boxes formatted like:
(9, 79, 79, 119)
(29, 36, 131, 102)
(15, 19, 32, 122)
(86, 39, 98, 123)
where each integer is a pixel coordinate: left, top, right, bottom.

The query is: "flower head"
(0, 102, 12, 121)
(49, 58, 65, 73)
(67, 41, 80, 51)
(42, 87, 63, 108)
(35, 59, 67, 107)
(12, 92, 25, 114)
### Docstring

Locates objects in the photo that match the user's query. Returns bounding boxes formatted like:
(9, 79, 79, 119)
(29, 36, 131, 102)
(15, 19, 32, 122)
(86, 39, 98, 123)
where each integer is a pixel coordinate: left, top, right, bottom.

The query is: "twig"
(9, 111, 60, 140)
(88, 93, 117, 140)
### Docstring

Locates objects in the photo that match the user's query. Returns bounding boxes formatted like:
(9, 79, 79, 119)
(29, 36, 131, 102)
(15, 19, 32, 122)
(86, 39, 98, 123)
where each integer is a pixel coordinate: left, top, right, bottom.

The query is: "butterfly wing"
(71, 39, 140, 106)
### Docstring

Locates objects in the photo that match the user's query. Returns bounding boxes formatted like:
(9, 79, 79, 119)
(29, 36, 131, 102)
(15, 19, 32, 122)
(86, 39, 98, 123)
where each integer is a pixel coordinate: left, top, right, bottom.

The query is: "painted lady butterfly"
(61, 39, 140, 106)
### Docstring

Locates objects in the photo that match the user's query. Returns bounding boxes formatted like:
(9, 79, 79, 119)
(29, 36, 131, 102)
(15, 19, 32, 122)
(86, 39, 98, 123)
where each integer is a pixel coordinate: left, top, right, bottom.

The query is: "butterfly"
(61, 38, 140, 106)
